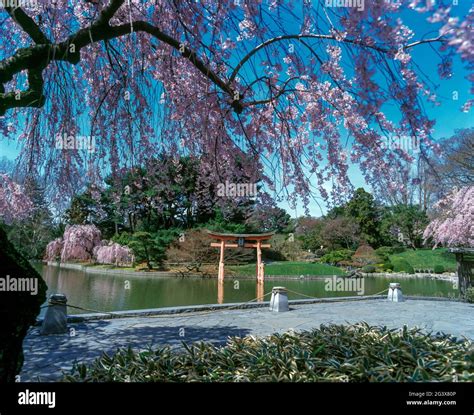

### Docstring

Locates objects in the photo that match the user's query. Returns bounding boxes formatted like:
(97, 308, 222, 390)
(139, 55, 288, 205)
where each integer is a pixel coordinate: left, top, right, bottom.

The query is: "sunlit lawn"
(389, 248, 456, 272)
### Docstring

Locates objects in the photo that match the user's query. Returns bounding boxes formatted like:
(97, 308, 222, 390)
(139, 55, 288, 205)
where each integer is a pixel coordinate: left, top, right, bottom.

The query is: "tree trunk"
(456, 253, 474, 298)
(0, 226, 47, 383)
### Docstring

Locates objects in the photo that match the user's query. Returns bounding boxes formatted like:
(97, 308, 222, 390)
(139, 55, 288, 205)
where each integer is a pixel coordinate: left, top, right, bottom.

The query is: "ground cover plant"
(65, 323, 473, 382)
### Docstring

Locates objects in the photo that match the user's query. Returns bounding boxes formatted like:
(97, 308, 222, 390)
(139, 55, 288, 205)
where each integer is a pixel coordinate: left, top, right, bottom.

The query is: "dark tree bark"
(455, 252, 474, 299)
(0, 226, 47, 383)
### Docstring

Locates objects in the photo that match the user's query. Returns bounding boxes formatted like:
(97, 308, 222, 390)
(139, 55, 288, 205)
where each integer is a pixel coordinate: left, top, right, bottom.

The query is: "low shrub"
(434, 265, 445, 274)
(64, 323, 473, 382)
(375, 246, 406, 261)
(352, 244, 378, 266)
(392, 246, 406, 254)
(392, 258, 415, 274)
(384, 262, 394, 271)
(361, 265, 376, 273)
(320, 249, 354, 265)
(375, 246, 394, 260)
(465, 287, 474, 304)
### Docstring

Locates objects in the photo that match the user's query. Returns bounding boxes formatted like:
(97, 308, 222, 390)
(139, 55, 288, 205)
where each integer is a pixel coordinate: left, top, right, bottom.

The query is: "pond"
(35, 264, 458, 316)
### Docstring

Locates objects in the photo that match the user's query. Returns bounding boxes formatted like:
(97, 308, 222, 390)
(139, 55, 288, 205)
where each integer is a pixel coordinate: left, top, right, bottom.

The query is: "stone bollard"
(387, 283, 404, 302)
(40, 294, 68, 335)
(269, 286, 289, 312)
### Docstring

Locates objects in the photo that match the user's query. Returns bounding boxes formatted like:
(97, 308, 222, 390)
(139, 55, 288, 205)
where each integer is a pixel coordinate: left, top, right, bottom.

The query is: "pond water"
(35, 264, 458, 316)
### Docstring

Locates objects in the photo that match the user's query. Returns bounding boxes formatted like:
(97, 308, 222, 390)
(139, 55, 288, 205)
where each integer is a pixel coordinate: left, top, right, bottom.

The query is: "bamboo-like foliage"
(65, 323, 473, 382)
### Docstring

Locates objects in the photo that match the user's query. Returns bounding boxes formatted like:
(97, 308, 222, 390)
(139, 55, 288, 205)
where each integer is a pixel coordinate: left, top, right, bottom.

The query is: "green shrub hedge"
(392, 258, 415, 274)
(383, 261, 394, 271)
(64, 323, 473, 382)
(361, 265, 376, 273)
(320, 249, 354, 265)
(434, 265, 445, 274)
(375, 246, 406, 258)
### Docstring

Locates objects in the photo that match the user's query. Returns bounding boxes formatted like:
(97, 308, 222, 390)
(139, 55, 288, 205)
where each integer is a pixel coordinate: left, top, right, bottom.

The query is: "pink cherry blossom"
(44, 238, 64, 261)
(60, 224, 102, 262)
(0, 1, 472, 210)
(0, 174, 34, 224)
(423, 186, 474, 248)
(94, 242, 135, 266)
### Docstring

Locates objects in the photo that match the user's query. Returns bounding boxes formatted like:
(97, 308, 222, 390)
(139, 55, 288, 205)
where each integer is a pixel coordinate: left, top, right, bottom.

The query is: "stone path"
(21, 298, 474, 382)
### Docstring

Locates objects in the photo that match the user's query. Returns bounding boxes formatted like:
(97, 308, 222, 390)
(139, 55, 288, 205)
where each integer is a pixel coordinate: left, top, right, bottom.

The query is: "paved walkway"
(21, 298, 474, 382)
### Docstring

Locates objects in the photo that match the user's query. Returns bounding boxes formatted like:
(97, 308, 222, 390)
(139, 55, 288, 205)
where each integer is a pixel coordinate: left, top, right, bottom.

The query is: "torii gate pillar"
(256, 240, 264, 283)
(218, 239, 225, 282)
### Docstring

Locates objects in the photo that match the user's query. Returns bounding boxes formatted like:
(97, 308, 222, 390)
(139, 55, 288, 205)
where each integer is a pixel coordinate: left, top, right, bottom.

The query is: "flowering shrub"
(95, 242, 134, 267)
(424, 186, 474, 247)
(44, 238, 64, 261)
(60, 224, 102, 262)
(0, 174, 34, 224)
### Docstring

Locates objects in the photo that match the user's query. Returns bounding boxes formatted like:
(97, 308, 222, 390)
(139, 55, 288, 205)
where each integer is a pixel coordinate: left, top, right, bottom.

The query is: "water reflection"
(218, 281, 224, 304)
(256, 281, 264, 302)
(35, 264, 458, 315)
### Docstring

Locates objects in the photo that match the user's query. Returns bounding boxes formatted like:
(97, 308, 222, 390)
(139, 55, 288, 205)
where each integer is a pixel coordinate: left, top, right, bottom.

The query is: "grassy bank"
(229, 261, 344, 276)
(389, 248, 456, 272)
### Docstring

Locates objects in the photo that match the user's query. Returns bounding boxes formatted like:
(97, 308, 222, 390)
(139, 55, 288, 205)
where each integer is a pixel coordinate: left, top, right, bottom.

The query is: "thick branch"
(0, 69, 45, 114)
(95, 0, 126, 26)
(0, 14, 244, 114)
(3, 6, 50, 44)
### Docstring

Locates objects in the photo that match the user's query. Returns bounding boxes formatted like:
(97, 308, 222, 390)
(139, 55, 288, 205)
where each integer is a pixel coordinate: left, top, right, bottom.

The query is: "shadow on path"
(21, 321, 251, 382)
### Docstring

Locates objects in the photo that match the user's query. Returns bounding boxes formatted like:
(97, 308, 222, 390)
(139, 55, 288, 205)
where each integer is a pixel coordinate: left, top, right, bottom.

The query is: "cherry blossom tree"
(0, 174, 34, 224)
(60, 224, 102, 261)
(94, 241, 134, 266)
(423, 186, 474, 247)
(46, 228, 134, 264)
(0, 0, 472, 210)
(44, 237, 64, 261)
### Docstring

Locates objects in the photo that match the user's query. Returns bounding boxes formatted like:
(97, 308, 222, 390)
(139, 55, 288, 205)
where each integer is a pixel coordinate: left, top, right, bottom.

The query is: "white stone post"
(387, 283, 404, 302)
(269, 286, 289, 312)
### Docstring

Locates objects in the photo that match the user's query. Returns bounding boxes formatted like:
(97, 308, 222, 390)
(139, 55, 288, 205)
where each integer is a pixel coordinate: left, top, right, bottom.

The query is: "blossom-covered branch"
(0, 0, 472, 209)
(423, 186, 474, 248)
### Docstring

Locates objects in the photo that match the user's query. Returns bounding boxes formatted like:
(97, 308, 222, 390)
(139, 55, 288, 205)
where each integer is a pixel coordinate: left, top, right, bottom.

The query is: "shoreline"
(43, 261, 458, 282)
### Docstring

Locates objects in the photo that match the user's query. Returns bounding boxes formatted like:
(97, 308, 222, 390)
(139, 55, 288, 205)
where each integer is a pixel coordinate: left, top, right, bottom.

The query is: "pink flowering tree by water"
(0, 1, 472, 208)
(0, 174, 34, 224)
(423, 186, 474, 248)
(94, 242, 134, 267)
(60, 224, 102, 262)
(44, 237, 64, 261)
(46, 228, 134, 264)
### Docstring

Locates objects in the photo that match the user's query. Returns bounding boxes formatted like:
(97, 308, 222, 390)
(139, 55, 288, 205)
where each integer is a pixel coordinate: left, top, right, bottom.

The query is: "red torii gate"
(207, 231, 274, 283)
